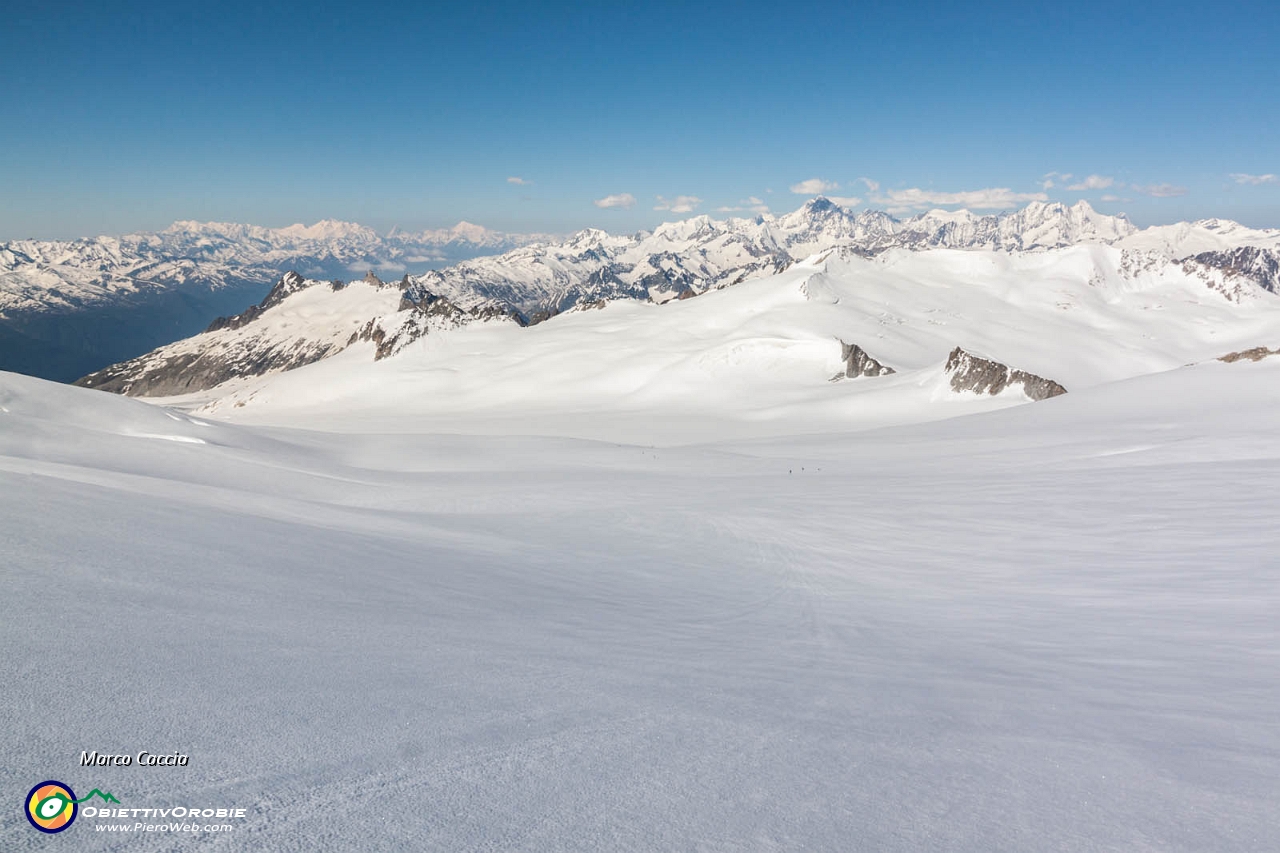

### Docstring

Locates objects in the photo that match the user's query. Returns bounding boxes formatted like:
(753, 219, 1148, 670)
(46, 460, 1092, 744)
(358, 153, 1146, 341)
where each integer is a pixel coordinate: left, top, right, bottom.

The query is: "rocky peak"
(944, 347, 1066, 401)
(803, 197, 842, 215)
(839, 341, 896, 378)
(260, 270, 312, 309)
(1218, 345, 1280, 363)
(200, 270, 314, 333)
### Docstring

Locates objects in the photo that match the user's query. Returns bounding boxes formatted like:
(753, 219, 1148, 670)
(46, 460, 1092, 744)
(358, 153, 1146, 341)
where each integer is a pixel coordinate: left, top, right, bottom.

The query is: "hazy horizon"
(2, 194, 1275, 245)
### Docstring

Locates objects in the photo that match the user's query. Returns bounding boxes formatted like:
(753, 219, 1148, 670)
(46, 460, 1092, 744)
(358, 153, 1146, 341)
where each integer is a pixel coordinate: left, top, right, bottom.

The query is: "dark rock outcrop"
(944, 347, 1066, 401)
(259, 271, 312, 310)
(840, 341, 895, 378)
(349, 292, 524, 361)
(1218, 345, 1280, 363)
(74, 339, 342, 397)
(638, 261, 699, 303)
(523, 308, 559, 326)
(1185, 247, 1280, 295)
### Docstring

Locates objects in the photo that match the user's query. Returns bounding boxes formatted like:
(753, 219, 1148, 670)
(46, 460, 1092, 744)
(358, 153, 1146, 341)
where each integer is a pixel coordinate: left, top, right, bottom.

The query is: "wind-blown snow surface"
(2, 361, 1279, 851)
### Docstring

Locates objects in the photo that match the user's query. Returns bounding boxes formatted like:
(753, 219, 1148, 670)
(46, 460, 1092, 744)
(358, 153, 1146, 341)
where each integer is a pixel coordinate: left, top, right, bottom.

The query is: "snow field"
(2, 360, 1279, 850)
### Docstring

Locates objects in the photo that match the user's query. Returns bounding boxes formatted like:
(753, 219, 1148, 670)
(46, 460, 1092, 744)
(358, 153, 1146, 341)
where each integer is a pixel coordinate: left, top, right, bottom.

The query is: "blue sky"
(2, 0, 1278, 239)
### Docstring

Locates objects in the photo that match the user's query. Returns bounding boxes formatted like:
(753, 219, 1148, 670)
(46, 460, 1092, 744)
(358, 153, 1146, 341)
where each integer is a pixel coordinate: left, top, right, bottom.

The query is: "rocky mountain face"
(1185, 247, 1280, 295)
(1218, 345, 1280, 363)
(944, 348, 1067, 401)
(75, 272, 405, 396)
(73, 266, 537, 396)
(838, 342, 896, 378)
(64, 199, 1280, 398)
(833, 340, 1069, 400)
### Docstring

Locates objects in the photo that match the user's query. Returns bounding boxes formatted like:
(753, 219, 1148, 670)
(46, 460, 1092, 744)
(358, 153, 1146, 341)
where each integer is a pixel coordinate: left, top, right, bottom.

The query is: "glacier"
(2, 354, 1279, 850)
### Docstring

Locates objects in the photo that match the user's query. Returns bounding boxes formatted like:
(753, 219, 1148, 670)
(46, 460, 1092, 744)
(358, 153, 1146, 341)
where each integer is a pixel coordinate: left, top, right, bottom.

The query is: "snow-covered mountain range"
(0, 219, 552, 380)
(0, 218, 554, 315)
(72, 199, 1280, 412)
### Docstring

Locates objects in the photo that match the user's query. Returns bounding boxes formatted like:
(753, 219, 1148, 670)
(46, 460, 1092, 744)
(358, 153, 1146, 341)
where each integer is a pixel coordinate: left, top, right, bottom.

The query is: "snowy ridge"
(9, 199, 1276, 321)
(317, 199, 1280, 321)
(1116, 217, 1280, 257)
(0, 218, 555, 381)
(369, 200, 1148, 316)
(61, 199, 1280, 399)
(80, 244, 1277, 447)
(0, 215, 554, 382)
(75, 275, 409, 397)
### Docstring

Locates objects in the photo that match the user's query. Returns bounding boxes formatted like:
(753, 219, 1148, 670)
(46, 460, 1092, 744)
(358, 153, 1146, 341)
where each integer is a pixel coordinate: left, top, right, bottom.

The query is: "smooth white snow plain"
(3, 249, 1280, 850)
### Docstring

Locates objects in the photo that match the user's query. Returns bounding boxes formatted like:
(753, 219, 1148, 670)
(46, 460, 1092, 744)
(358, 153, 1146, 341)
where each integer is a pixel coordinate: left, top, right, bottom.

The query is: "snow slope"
(2, 359, 1279, 851)
(136, 244, 1280, 443)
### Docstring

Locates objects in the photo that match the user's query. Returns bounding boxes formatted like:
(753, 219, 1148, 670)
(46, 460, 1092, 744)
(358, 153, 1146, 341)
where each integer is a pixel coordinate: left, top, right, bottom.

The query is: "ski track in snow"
(2, 364, 1280, 850)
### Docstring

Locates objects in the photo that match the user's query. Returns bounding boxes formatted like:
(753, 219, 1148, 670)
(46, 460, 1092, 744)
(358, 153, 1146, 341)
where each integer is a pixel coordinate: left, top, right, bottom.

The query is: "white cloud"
(344, 260, 406, 274)
(716, 196, 770, 214)
(1099, 194, 1126, 203)
(859, 177, 880, 193)
(869, 187, 1049, 213)
(1230, 173, 1278, 185)
(1041, 171, 1073, 190)
(653, 195, 703, 214)
(593, 193, 636, 210)
(827, 196, 863, 208)
(507, 176, 531, 186)
(789, 178, 839, 194)
(1066, 174, 1114, 191)
(1132, 183, 1187, 198)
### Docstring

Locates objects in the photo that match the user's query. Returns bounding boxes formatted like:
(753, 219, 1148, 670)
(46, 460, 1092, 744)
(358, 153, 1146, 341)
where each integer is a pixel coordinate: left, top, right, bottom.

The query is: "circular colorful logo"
(26, 781, 78, 833)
